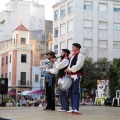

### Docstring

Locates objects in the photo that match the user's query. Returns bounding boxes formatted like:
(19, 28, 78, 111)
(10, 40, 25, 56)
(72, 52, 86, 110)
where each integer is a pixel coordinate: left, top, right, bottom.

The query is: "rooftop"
(13, 24, 29, 31)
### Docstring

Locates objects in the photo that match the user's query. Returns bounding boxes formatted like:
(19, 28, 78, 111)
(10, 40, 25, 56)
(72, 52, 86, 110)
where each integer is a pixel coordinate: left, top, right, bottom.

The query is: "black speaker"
(104, 98, 113, 106)
(0, 78, 8, 94)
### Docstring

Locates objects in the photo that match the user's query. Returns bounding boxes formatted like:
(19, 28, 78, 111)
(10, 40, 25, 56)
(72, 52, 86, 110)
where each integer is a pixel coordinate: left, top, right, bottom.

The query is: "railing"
(0, 44, 33, 54)
(18, 80, 29, 86)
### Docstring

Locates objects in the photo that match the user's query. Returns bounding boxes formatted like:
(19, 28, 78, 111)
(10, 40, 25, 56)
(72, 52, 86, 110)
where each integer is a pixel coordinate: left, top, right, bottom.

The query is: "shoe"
(57, 109, 66, 112)
(73, 109, 79, 113)
(67, 110, 73, 113)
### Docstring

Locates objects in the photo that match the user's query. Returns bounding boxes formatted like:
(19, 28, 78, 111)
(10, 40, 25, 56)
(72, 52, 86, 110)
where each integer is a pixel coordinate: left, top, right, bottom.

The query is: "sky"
(0, 0, 60, 20)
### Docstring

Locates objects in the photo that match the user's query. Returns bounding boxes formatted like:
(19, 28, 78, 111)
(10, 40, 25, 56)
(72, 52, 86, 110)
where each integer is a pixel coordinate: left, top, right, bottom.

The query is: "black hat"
(62, 49, 70, 55)
(46, 51, 56, 56)
(72, 43, 81, 49)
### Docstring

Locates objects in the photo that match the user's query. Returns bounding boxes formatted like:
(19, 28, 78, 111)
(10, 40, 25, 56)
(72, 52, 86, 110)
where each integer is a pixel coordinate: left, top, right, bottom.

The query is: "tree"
(81, 57, 111, 96)
(108, 58, 120, 98)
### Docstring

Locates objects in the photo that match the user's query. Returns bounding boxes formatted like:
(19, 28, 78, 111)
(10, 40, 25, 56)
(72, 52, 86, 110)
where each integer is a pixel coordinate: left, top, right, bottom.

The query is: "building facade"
(0, 0, 45, 41)
(0, 24, 33, 93)
(32, 66, 45, 99)
(53, 0, 120, 61)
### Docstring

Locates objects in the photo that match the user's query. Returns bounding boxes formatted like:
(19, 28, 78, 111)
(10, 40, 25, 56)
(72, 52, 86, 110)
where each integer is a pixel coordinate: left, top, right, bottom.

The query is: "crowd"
(0, 97, 47, 107)
(16, 97, 47, 107)
(81, 98, 94, 105)
(0, 96, 94, 108)
(0, 98, 13, 107)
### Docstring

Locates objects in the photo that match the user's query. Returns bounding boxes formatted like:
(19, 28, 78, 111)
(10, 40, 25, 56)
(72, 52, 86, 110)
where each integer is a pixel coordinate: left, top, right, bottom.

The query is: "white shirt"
(47, 62, 58, 74)
(68, 53, 85, 73)
(55, 58, 69, 70)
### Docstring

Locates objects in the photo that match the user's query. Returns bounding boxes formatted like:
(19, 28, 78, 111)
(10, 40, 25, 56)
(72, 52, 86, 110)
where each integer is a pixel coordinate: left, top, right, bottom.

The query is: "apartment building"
(0, 24, 33, 93)
(53, 0, 120, 61)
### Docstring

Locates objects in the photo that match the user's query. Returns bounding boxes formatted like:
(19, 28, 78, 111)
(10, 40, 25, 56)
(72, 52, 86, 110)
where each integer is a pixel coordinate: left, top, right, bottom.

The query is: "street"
(0, 106, 120, 120)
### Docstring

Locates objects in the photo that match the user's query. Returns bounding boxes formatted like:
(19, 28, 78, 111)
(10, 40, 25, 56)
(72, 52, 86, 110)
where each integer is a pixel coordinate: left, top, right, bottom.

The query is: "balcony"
(0, 44, 33, 54)
(18, 80, 30, 86)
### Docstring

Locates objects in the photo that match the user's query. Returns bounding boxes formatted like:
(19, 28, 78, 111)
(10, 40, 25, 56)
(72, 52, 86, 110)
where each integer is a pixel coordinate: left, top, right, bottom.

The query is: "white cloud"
(0, 0, 58, 20)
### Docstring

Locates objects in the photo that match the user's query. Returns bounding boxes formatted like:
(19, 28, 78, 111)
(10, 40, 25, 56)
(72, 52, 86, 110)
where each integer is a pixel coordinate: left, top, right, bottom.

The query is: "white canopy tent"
(18, 91, 33, 96)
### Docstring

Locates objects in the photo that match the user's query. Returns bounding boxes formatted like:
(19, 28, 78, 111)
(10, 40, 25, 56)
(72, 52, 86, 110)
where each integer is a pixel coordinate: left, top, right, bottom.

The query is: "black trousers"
(45, 78, 55, 110)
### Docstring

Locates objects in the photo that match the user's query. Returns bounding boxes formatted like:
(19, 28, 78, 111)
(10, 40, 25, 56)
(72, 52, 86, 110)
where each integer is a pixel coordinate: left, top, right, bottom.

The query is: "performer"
(43, 51, 58, 111)
(54, 49, 70, 112)
(65, 43, 85, 113)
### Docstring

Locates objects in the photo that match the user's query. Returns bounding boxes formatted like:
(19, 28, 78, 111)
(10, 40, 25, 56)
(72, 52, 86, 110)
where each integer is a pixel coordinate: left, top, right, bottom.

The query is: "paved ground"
(0, 106, 120, 120)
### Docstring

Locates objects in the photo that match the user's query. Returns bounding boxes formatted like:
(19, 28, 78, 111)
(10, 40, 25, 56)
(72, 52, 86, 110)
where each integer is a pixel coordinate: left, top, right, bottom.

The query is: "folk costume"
(67, 43, 85, 113)
(55, 49, 70, 111)
(43, 51, 58, 111)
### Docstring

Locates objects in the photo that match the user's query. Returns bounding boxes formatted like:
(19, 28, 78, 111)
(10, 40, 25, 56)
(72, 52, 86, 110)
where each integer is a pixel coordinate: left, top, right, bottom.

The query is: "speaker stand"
(2, 94, 4, 107)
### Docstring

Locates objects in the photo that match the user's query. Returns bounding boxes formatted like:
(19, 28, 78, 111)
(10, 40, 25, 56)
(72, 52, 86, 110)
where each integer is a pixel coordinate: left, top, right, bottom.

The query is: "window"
(68, 20, 73, 32)
(6, 56, 8, 64)
(54, 45, 58, 53)
(60, 42, 65, 51)
(9, 72, 11, 81)
(54, 10, 59, 20)
(113, 23, 120, 31)
(21, 54, 27, 63)
(5, 73, 7, 78)
(9, 55, 11, 63)
(21, 72, 26, 85)
(61, 6, 66, 16)
(84, 1, 93, 10)
(1, 74, 3, 78)
(113, 41, 120, 49)
(54, 27, 58, 37)
(61, 24, 65, 35)
(35, 74, 39, 82)
(99, 22, 107, 30)
(68, 39, 73, 51)
(84, 20, 92, 29)
(14, 38, 15, 44)
(99, 40, 107, 48)
(68, 2, 73, 13)
(84, 39, 93, 47)
(114, 5, 120, 12)
(21, 38, 26, 44)
(99, 3, 108, 12)
(2, 58, 4, 66)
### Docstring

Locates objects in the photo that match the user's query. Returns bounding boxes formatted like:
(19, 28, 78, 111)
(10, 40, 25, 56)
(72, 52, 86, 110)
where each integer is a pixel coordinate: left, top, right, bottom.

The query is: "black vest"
(58, 58, 69, 78)
(70, 53, 83, 74)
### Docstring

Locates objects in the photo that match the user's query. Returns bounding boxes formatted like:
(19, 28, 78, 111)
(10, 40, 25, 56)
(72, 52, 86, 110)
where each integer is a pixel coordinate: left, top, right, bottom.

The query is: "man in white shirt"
(65, 43, 85, 113)
(54, 49, 70, 112)
(43, 51, 58, 111)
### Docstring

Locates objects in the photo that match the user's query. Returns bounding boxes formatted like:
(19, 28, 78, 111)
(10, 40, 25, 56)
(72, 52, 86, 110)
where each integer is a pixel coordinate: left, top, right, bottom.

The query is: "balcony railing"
(0, 44, 33, 54)
(18, 80, 29, 86)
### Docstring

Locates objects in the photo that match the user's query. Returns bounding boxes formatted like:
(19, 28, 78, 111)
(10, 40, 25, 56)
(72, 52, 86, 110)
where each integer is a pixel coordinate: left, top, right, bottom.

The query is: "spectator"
(80, 99, 86, 105)
(0, 98, 5, 107)
(22, 97, 26, 107)
(34, 98, 39, 107)
(42, 101, 46, 107)
(88, 98, 94, 105)
(6, 99, 13, 107)
(39, 101, 43, 107)
(34, 98, 40, 107)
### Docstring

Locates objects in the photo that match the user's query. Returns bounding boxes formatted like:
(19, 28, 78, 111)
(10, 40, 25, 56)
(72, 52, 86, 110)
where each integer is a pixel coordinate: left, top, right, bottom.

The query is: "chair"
(95, 90, 104, 105)
(112, 90, 120, 106)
